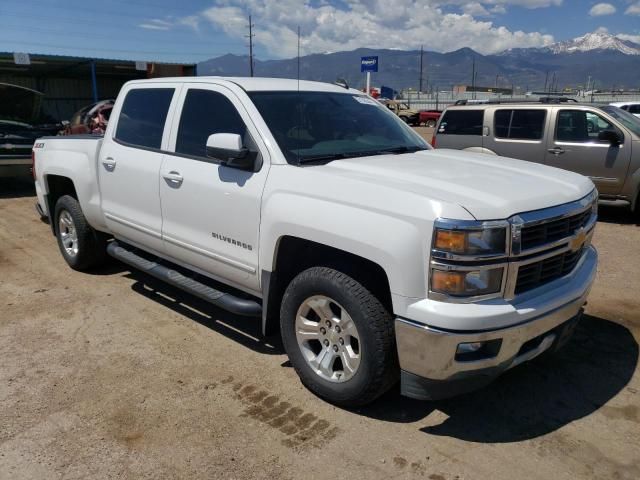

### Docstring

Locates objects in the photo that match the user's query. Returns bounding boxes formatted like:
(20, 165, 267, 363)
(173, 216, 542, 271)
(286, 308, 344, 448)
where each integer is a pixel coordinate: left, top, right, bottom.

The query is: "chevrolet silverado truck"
(33, 77, 598, 406)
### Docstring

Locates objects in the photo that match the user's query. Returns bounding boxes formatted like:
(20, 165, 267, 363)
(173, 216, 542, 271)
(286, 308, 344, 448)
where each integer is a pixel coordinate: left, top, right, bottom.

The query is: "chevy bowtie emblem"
(570, 227, 587, 251)
(1, 143, 15, 150)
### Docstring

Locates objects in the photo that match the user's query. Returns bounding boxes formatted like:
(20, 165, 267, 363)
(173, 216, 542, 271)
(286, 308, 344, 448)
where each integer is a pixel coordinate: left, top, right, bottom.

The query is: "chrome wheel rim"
(295, 295, 361, 383)
(58, 210, 79, 258)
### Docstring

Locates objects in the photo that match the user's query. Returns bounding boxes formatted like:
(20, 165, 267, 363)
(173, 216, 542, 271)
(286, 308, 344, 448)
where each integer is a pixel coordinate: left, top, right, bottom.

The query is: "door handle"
(163, 171, 184, 187)
(547, 147, 565, 156)
(102, 157, 116, 171)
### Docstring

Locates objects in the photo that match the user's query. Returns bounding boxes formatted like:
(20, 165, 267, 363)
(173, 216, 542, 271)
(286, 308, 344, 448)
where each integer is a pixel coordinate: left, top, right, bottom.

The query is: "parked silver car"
(433, 101, 640, 213)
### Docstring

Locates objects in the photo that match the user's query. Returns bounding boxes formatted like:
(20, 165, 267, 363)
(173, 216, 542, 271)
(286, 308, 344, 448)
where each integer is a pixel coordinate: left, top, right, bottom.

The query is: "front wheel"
(426, 119, 437, 128)
(280, 267, 398, 407)
(54, 195, 106, 271)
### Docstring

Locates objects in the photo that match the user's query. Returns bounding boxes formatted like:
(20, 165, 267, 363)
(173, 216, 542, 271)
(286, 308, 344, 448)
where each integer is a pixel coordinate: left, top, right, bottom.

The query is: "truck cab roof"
(124, 76, 362, 94)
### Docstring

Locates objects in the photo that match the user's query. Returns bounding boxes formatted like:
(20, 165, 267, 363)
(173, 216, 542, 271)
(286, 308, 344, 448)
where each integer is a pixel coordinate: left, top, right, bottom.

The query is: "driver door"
(545, 108, 631, 195)
(159, 83, 270, 293)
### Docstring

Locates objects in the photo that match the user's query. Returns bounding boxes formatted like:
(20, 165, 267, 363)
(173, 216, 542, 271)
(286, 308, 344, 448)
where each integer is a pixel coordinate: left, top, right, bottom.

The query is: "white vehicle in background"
(610, 101, 640, 117)
(32, 77, 598, 406)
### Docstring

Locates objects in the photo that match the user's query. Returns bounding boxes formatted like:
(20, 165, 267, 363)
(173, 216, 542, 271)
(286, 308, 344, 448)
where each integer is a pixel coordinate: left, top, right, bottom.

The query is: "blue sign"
(361, 56, 378, 73)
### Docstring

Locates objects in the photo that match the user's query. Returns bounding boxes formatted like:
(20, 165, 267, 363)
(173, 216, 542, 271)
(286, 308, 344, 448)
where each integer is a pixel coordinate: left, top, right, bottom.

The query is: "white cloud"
(462, 2, 492, 16)
(617, 33, 640, 44)
(195, 0, 555, 58)
(588, 3, 616, 16)
(139, 19, 173, 31)
(626, 2, 640, 15)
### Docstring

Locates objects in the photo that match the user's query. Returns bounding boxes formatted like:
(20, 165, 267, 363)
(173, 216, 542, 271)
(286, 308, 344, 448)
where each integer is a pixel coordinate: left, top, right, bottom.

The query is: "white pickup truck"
(33, 77, 598, 406)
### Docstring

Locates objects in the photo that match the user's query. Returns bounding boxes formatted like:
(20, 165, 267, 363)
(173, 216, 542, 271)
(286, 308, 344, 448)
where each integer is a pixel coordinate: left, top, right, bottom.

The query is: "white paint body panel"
(34, 77, 596, 331)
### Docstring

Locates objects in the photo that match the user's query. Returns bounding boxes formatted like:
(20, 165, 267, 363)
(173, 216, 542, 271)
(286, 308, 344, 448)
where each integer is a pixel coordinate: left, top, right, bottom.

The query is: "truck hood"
(319, 149, 594, 220)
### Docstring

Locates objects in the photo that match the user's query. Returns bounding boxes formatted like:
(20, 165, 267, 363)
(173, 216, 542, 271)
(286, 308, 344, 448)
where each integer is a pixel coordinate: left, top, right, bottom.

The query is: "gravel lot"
(1, 174, 639, 480)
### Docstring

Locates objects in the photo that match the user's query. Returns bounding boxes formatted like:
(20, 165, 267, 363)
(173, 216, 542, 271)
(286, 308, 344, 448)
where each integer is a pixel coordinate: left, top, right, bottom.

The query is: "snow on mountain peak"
(550, 32, 640, 55)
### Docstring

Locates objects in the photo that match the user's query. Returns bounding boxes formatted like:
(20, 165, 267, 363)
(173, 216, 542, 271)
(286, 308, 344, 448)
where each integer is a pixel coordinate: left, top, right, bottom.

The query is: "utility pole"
(419, 45, 424, 94)
(246, 14, 255, 77)
(471, 57, 476, 99)
(544, 70, 549, 93)
(297, 26, 300, 81)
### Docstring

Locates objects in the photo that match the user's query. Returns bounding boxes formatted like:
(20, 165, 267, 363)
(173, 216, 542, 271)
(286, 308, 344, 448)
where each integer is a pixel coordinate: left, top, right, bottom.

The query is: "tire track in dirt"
(219, 375, 339, 448)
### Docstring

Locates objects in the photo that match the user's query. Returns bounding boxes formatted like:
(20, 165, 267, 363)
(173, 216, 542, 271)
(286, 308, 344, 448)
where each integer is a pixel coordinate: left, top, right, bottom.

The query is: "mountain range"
(198, 31, 640, 91)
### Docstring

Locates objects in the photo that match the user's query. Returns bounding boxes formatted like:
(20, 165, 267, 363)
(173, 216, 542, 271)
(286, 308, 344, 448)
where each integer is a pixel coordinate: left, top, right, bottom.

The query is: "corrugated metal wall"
(0, 73, 134, 121)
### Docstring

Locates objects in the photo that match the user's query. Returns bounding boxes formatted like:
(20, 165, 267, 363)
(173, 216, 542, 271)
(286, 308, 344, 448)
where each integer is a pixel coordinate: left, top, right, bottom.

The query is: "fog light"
(454, 338, 502, 362)
(456, 342, 483, 354)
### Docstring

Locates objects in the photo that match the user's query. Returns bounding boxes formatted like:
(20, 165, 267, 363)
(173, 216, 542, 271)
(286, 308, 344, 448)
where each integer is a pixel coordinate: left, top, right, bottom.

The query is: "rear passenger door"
(159, 83, 270, 293)
(99, 84, 180, 253)
(545, 108, 631, 195)
(483, 108, 548, 163)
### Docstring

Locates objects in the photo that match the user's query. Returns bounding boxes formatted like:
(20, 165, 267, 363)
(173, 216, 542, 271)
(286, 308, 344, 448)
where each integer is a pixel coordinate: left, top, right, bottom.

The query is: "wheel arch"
(44, 175, 78, 235)
(261, 236, 393, 336)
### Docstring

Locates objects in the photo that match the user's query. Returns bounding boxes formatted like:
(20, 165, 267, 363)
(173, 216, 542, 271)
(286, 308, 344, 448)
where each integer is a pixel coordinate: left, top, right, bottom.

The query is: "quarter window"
(494, 109, 546, 140)
(556, 110, 618, 143)
(175, 89, 247, 158)
(115, 88, 174, 149)
(438, 110, 483, 136)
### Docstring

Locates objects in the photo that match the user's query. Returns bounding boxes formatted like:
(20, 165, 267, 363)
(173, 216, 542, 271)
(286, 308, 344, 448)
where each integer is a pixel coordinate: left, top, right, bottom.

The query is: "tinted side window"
(176, 89, 247, 158)
(438, 110, 483, 135)
(629, 105, 640, 114)
(556, 110, 617, 143)
(115, 88, 174, 149)
(494, 109, 546, 140)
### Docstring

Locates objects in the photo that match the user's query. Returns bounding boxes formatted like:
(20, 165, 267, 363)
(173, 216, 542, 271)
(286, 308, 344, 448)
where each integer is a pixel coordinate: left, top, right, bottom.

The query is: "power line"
(0, 40, 239, 59)
(0, 24, 241, 46)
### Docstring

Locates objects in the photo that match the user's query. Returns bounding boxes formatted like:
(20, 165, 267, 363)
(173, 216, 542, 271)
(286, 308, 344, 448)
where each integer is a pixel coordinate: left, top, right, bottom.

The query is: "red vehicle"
(418, 109, 442, 127)
(59, 99, 114, 136)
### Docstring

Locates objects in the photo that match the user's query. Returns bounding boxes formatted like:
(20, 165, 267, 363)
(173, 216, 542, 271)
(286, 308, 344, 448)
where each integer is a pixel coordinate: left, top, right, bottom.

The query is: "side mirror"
(597, 130, 622, 146)
(206, 133, 254, 170)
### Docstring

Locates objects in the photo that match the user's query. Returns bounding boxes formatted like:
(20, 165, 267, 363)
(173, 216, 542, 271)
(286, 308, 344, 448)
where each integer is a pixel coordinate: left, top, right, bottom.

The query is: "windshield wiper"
(374, 146, 428, 154)
(297, 153, 350, 164)
(297, 146, 427, 165)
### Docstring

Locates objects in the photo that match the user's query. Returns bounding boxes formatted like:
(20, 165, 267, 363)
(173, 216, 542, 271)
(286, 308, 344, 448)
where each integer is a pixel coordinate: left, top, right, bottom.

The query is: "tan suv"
(433, 100, 640, 214)
(382, 100, 420, 126)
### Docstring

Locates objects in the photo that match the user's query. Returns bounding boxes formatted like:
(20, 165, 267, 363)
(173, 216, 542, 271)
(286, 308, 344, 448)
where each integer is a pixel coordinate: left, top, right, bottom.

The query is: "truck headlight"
(431, 267, 503, 297)
(433, 226, 507, 256)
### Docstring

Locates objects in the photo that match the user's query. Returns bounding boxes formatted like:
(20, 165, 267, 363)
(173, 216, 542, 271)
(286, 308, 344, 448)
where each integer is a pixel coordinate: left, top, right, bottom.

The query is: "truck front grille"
(520, 209, 592, 251)
(515, 247, 584, 294)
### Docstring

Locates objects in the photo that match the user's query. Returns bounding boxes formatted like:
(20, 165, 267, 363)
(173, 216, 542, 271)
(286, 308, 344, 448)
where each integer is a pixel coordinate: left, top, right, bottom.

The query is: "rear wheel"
(280, 267, 398, 407)
(426, 119, 437, 128)
(54, 195, 106, 271)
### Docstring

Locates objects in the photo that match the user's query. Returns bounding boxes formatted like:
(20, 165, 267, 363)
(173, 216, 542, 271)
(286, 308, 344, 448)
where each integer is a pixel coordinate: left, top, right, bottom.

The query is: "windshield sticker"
(438, 122, 447, 133)
(354, 96, 379, 106)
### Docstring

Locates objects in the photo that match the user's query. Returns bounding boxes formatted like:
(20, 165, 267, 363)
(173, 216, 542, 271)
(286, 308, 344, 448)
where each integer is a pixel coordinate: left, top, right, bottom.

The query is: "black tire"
(400, 116, 411, 124)
(426, 119, 437, 128)
(280, 267, 398, 407)
(54, 195, 106, 271)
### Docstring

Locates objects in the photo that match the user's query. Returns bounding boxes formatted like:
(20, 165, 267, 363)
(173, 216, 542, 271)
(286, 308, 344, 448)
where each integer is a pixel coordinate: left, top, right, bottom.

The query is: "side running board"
(107, 242, 262, 317)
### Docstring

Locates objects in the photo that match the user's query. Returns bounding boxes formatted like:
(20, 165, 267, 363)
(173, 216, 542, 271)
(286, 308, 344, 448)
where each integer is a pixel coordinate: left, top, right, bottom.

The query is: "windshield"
(248, 91, 429, 164)
(600, 105, 640, 138)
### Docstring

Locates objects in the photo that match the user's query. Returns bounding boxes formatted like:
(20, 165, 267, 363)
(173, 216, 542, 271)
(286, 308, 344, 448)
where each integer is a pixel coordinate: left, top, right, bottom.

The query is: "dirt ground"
(1, 175, 639, 480)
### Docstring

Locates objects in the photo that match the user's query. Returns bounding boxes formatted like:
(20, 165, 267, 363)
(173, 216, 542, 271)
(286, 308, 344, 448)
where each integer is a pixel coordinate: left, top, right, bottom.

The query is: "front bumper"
(395, 246, 597, 400)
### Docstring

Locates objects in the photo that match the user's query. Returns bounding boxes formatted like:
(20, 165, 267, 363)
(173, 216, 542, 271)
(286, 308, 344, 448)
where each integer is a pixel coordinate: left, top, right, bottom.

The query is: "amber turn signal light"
(434, 229, 466, 253)
(431, 270, 466, 295)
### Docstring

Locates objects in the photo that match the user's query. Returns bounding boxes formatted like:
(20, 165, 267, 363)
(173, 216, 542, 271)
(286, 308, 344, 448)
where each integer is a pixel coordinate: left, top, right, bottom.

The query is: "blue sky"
(1, 0, 639, 63)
